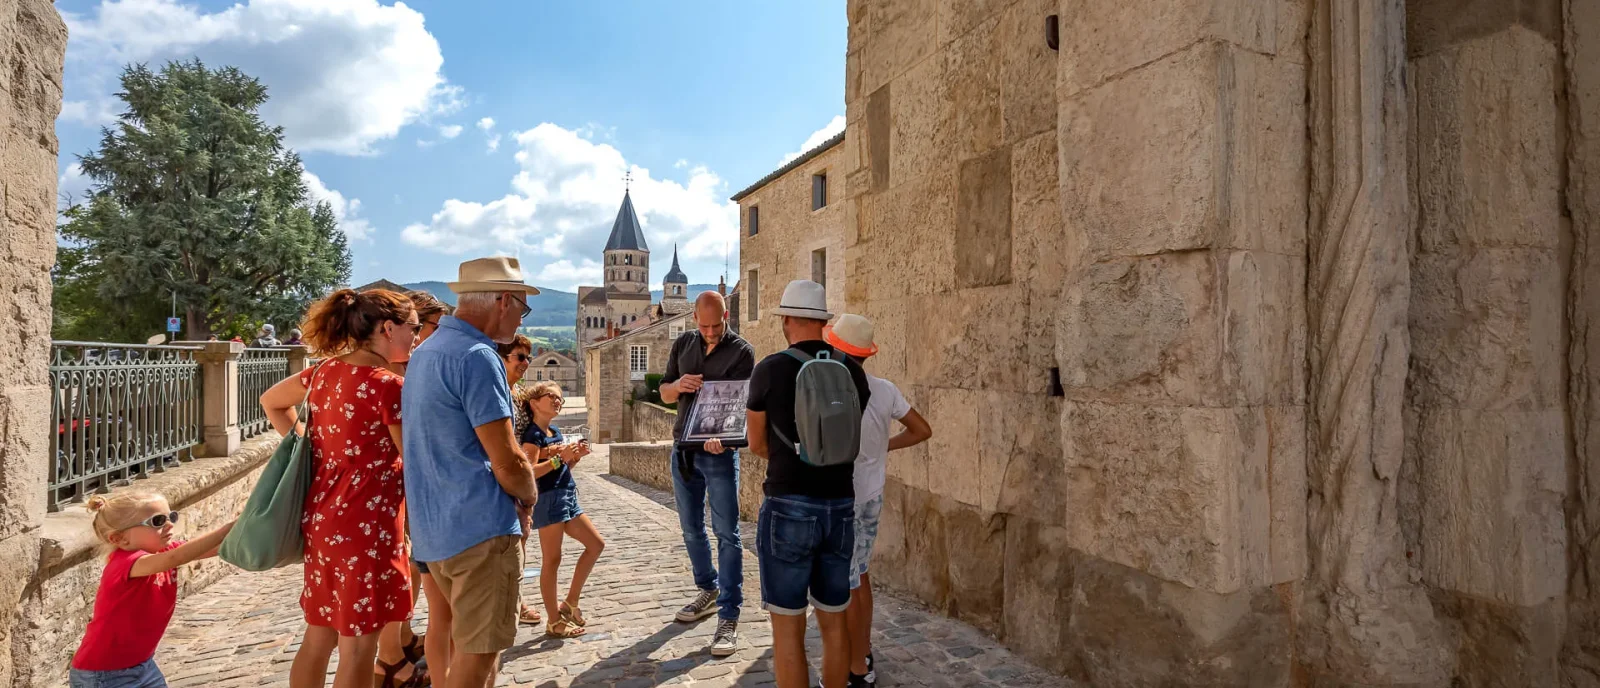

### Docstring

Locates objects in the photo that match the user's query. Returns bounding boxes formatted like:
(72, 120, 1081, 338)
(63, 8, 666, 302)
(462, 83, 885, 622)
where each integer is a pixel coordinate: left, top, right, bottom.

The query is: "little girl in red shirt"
(70, 492, 235, 688)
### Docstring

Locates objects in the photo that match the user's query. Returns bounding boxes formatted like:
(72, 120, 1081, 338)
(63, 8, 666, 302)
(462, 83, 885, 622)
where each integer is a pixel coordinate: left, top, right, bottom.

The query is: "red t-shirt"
(72, 542, 183, 671)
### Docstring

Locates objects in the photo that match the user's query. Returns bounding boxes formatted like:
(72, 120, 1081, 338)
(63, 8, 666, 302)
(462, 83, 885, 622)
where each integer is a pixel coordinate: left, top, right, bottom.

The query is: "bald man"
(660, 291, 756, 657)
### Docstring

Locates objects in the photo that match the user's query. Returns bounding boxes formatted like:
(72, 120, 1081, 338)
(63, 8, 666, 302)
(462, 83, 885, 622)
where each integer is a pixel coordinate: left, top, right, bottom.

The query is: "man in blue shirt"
(403, 256, 540, 688)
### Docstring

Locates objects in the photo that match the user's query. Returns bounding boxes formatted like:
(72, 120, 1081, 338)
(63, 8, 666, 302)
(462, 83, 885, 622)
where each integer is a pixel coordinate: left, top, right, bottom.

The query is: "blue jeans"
(70, 657, 166, 687)
(757, 495, 855, 616)
(670, 447, 743, 621)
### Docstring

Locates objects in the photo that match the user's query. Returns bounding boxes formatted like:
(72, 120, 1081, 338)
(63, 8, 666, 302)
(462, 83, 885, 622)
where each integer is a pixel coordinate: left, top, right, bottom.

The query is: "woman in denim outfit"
(520, 381, 604, 638)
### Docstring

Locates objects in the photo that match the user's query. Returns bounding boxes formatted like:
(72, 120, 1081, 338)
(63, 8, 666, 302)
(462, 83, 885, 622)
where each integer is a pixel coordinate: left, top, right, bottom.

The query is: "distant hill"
(401, 281, 722, 328)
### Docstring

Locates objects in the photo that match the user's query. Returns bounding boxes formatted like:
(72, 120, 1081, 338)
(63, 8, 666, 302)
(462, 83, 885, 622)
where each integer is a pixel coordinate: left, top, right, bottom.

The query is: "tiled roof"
(603, 190, 649, 252)
(730, 131, 845, 202)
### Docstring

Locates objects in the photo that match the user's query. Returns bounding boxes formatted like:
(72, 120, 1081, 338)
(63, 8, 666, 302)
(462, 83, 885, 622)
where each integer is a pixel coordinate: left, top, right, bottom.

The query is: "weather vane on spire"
(624, 169, 632, 191)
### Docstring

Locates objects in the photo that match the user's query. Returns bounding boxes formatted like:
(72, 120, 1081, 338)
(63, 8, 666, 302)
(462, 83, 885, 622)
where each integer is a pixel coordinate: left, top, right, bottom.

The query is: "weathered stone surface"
(1010, 130, 1072, 297)
(862, 167, 957, 300)
(1432, 584, 1564, 686)
(943, 500, 1006, 634)
(899, 485, 953, 607)
(999, 0, 1058, 144)
(946, 14, 1002, 160)
(626, 401, 677, 442)
(1057, 0, 1280, 96)
(1001, 517, 1074, 675)
(954, 145, 1012, 288)
(1407, 0, 1562, 57)
(888, 49, 954, 187)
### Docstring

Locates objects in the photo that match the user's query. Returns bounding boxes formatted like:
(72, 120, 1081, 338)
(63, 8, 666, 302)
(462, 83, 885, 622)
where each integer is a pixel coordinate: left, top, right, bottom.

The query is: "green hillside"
(403, 281, 722, 328)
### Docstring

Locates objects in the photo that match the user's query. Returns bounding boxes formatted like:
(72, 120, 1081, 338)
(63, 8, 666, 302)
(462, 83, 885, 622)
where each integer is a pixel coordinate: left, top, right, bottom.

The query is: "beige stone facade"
(523, 348, 579, 395)
(733, 136, 847, 358)
(584, 312, 692, 443)
(0, 0, 66, 683)
(718, 0, 1600, 684)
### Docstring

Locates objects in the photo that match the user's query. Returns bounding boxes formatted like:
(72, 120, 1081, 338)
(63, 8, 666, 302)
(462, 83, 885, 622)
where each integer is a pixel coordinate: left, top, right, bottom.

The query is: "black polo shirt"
(662, 328, 756, 448)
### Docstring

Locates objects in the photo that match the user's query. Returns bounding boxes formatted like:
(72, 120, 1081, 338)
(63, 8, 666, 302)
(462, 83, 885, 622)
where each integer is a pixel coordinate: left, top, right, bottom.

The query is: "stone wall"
(585, 318, 682, 443)
(607, 441, 765, 522)
(15, 435, 281, 686)
(811, 0, 1598, 684)
(624, 402, 677, 443)
(0, 0, 66, 684)
(735, 142, 847, 359)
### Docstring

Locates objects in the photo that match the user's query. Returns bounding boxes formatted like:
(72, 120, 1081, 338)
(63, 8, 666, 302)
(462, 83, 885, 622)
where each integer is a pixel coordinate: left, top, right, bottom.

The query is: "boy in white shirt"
(823, 315, 933, 688)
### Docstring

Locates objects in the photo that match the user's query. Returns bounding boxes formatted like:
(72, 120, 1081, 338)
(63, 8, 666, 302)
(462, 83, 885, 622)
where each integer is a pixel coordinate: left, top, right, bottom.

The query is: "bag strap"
(298, 361, 328, 434)
(782, 348, 812, 364)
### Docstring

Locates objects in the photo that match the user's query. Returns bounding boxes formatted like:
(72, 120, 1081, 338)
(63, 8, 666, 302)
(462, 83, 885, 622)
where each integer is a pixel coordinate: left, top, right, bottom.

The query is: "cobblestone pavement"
(149, 443, 1065, 687)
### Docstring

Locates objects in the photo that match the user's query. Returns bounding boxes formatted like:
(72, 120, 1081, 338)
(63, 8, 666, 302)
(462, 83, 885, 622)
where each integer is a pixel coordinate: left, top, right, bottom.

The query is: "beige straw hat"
(446, 256, 542, 296)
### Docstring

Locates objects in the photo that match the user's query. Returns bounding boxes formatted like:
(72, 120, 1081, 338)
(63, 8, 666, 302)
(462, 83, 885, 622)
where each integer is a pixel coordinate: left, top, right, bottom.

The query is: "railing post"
(285, 345, 311, 376)
(195, 341, 243, 458)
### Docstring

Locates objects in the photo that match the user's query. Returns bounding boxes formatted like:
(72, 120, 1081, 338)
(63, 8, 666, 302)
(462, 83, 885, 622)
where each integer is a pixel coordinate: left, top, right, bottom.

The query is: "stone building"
(576, 190, 656, 345)
(720, 0, 1600, 685)
(583, 311, 694, 443)
(733, 132, 847, 358)
(523, 347, 579, 394)
(0, 1, 68, 683)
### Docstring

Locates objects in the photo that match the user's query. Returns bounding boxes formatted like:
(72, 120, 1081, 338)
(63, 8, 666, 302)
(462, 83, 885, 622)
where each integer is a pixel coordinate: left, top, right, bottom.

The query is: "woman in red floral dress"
(260, 288, 421, 688)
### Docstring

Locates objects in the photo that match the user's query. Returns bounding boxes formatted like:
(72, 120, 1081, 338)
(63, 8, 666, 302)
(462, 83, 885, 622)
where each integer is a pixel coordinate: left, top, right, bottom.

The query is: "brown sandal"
(375, 657, 430, 688)
(401, 633, 425, 665)
(518, 603, 542, 625)
(560, 602, 586, 628)
(545, 618, 586, 639)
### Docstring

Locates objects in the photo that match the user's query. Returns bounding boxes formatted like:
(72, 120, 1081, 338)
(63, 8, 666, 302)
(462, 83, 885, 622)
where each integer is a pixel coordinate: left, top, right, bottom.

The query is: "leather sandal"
(519, 603, 542, 625)
(560, 602, 586, 628)
(375, 657, 430, 688)
(401, 633, 425, 665)
(545, 618, 586, 639)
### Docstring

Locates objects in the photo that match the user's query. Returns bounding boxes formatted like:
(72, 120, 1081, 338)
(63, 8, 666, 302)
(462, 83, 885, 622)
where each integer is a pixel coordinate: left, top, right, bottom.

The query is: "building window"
(812, 172, 828, 210)
(748, 206, 760, 236)
(535, 371, 542, 380)
(747, 269, 759, 321)
(629, 345, 648, 380)
(812, 248, 827, 287)
(625, 255, 633, 265)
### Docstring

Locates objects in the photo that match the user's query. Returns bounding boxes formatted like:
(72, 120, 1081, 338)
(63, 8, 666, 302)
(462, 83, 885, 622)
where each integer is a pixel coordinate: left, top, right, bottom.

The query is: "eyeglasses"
(509, 353, 531, 363)
(136, 511, 181, 529)
(504, 294, 532, 319)
(540, 396, 565, 407)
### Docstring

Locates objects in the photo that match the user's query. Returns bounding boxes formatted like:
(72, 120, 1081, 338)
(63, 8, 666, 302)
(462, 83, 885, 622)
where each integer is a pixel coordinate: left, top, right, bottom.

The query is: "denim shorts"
(849, 496, 883, 589)
(532, 486, 583, 529)
(757, 495, 855, 616)
(70, 657, 166, 688)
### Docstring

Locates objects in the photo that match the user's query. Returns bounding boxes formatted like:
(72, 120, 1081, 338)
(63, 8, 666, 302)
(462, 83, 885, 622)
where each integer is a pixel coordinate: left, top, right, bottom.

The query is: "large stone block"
(0, 531, 40, 687)
(1061, 400, 1271, 593)
(1431, 590, 1564, 687)
(1011, 128, 1072, 300)
(954, 145, 1012, 288)
(1413, 27, 1562, 252)
(1002, 517, 1075, 675)
(888, 50, 954, 188)
(0, 386, 48, 540)
(1063, 556, 1295, 686)
(899, 484, 952, 606)
(906, 284, 1030, 393)
(944, 502, 1006, 634)
(1267, 406, 1307, 585)
(936, 0, 1008, 45)
(945, 14, 1003, 160)
(866, 83, 892, 193)
(1409, 248, 1564, 410)
(864, 167, 956, 300)
(999, 0, 1058, 143)
(1407, 0, 1562, 57)
(1059, 42, 1305, 259)
(1409, 407, 1566, 606)
(977, 391, 1062, 516)
(921, 387, 981, 506)
(861, 0, 937, 97)
(1057, 250, 1301, 408)
(1057, 0, 1279, 96)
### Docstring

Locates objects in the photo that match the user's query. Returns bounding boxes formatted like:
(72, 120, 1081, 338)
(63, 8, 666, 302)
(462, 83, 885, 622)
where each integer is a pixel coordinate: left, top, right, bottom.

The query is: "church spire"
(664, 244, 688, 285)
(603, 189, 648, 252)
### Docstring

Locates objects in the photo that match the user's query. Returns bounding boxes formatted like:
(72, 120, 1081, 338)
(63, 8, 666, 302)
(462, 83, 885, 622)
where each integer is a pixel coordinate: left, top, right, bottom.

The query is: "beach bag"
(218, 363, 322, 571)
(771, 348, 861, 467)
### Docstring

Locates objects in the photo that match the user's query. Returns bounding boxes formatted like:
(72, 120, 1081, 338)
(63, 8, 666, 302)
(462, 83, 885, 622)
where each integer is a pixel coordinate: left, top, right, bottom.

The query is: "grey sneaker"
(710, 619, 739, 657)
(675, 589, 718, 622)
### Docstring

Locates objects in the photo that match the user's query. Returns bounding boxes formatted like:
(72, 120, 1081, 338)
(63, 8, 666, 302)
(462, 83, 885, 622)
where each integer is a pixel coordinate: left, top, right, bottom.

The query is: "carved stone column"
(1301, 0, 1451, 682)
(196, 341, 245, 458)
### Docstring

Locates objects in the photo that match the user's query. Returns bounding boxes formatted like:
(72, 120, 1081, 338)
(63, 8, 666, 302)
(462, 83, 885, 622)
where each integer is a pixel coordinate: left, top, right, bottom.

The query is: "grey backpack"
(771, 348, 861, 467)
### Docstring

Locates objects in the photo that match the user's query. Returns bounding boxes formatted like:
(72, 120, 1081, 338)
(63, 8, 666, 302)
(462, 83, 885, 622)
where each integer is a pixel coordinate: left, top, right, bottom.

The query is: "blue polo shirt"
(402, 316, 519, 562)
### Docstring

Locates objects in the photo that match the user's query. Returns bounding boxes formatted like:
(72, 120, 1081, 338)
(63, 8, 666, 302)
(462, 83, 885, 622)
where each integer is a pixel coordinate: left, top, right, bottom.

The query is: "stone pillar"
(1049, 0, 1309, 683)
(196, 341, 244, 458)
(0, 0, 66, 683)
(284, 345, 311, 377)
(1404, 2, 1568, 683)
(1299, 0, 1453, 683)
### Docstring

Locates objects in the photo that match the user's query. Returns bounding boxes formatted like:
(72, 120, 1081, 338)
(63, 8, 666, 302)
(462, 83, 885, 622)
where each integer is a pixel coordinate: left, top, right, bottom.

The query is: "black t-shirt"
(662, 329, 756, 448)
(746, 340, 872, 499)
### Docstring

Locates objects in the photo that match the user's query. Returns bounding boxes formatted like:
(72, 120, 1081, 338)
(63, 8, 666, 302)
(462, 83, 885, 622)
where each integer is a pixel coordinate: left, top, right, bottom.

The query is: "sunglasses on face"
(509, 353, 531, 363)
(136, 511, 181, 529)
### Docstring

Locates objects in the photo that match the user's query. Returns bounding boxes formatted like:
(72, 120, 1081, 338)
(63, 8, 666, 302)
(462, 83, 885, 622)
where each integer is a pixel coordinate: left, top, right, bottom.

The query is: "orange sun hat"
(823, 314, 878, 359)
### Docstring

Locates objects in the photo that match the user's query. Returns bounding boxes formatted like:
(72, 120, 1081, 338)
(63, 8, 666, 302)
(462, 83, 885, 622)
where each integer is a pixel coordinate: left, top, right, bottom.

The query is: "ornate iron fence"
(48, 342, 203, 511)
(238, 348, 290, 439)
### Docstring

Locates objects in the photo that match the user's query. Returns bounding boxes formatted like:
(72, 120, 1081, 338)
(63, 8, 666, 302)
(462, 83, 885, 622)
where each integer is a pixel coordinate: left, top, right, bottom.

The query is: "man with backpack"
(745, 280, 871, 688)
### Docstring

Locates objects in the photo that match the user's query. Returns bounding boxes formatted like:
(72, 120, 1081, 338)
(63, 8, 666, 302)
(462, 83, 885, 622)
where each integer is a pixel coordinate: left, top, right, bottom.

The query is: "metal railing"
(49, 342, 203, 511)
(238, 348, 290, 439)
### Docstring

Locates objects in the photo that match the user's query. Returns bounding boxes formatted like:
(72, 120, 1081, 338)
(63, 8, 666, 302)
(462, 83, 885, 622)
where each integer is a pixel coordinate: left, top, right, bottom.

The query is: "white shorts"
(849, 496, 883, 590)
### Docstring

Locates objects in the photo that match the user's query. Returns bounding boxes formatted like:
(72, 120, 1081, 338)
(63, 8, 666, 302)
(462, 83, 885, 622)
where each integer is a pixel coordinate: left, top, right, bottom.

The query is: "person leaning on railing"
(258, 288, 423, 688)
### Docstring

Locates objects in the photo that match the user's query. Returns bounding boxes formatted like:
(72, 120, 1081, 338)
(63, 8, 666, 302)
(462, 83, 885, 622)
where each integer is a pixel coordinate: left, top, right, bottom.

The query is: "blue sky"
(54, 0, 846, 291)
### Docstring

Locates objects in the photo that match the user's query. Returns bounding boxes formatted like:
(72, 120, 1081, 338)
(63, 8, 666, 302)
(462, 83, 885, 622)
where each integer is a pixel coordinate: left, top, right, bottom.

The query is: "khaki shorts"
(427, 535, 522, 654)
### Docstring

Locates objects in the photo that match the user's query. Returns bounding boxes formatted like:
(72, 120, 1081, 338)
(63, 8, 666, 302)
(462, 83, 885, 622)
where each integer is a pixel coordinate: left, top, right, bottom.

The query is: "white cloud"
(57, 163, 92, 210)
(477, 117, 501, 153)
(781, 115, 846, 164)
(477, 117, 496, 131)
(400, 122, 740, 291)
(302, 170, 374, 240)
(61, 0, 459, 155)
(439, 124, 463, 139)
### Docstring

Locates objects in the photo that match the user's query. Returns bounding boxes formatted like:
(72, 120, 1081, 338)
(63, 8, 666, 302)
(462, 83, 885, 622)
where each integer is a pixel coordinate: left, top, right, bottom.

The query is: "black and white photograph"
(682, 379, 750, 445)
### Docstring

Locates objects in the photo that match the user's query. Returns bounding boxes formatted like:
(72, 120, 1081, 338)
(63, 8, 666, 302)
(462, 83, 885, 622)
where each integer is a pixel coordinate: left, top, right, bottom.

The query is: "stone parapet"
(15, 433, 281, 687)
(195, 341, 245, 458)
(625, 402, 677, 443)
(608, 441, 765, 522)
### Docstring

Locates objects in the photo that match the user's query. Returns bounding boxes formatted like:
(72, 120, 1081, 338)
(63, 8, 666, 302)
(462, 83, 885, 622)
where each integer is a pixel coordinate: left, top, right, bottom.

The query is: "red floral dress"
(298, 359, 410, 636)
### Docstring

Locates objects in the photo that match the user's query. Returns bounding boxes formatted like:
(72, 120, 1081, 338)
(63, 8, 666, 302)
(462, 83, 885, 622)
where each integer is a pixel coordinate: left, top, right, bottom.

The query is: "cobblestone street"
(148, 446, 1064, 687)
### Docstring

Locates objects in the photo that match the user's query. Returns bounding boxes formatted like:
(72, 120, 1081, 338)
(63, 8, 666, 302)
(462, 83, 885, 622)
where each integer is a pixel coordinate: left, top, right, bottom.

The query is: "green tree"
(55, 60, 351, 342)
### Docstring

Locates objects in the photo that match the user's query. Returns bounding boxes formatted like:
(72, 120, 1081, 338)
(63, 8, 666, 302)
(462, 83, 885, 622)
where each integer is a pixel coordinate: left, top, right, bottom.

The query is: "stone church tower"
(576, 190, 655, 345)
(662, 245, 689, 307)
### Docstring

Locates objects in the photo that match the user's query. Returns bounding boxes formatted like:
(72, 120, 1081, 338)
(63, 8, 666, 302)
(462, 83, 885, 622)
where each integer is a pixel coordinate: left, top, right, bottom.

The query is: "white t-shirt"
(853, 375, 912, 504)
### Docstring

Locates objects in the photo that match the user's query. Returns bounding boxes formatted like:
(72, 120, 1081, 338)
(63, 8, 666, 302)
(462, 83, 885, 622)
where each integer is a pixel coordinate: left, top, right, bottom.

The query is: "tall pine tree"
(56, 60, 351, 342)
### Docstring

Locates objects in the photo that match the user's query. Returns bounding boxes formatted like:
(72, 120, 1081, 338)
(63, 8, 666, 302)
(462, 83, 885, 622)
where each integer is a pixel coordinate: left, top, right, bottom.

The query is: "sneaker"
(675, 589, 718, 622)
(848, 651, 876, 687)
(710, 619, 739, 657)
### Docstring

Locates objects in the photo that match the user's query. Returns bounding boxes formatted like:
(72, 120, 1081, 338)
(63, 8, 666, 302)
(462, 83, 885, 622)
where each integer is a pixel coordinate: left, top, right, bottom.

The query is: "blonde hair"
(526, 381, 562, 402)
(86, 492, 163, 543)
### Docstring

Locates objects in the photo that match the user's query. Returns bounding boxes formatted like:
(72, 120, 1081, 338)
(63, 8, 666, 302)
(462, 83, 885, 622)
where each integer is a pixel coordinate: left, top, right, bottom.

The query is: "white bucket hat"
(773, 280, 833, 321)
(824, 314, 877, 358)
(447, 256, 542, 295)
